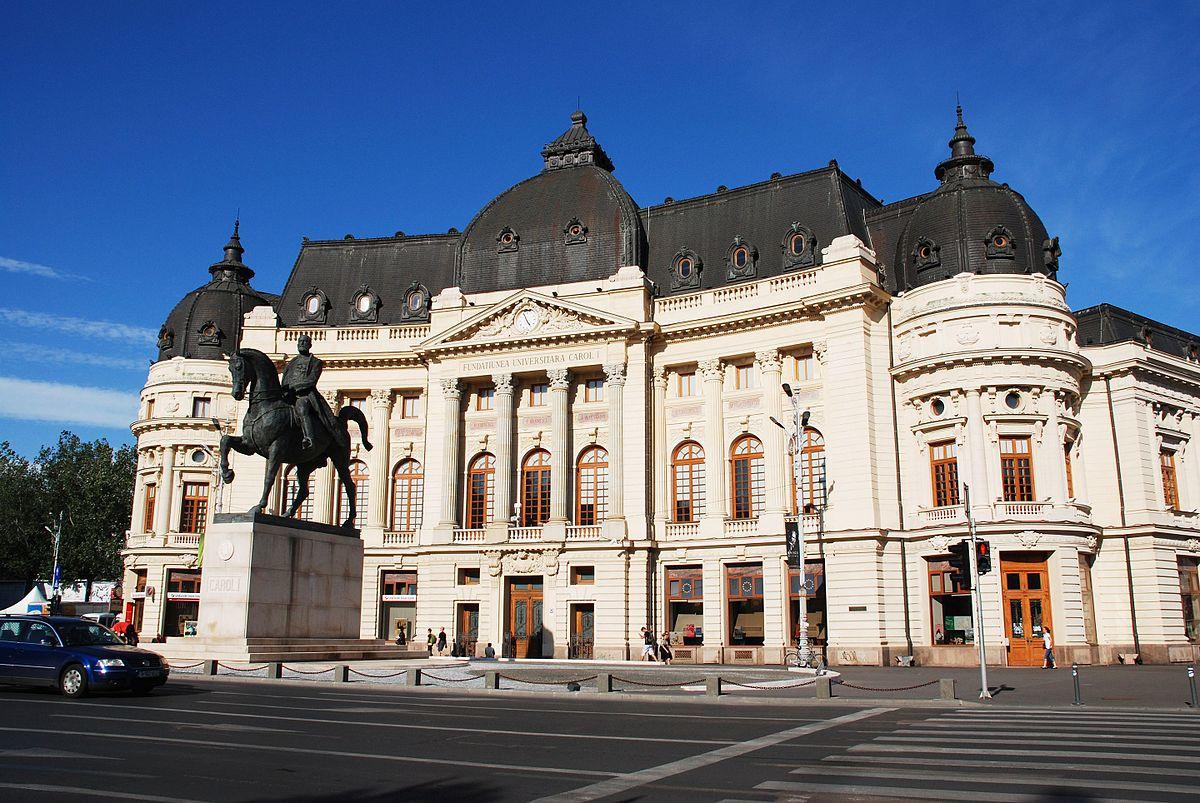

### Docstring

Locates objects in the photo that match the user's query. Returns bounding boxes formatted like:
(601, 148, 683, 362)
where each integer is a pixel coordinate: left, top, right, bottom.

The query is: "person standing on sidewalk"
(1042, 628, 1056, 669)
(426, 628, 435, 657)
(437, 627, 448, 656)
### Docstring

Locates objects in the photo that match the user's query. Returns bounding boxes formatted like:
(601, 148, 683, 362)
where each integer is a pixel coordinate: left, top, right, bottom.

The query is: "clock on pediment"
(514, 305, 542, 334)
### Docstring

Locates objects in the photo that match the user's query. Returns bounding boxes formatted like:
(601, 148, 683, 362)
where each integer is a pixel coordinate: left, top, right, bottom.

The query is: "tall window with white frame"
(179, 482, 209, 534)
(142, 483, 157, 532)
(466, 453, 495, 529)
(671, 441, 706, 522)
(575, 446, 608, 525)
(929, 440, 960, 508)
(391, 459, 424, 531)
(730, 435, 765, 520)
(676, 371, 697, 398)
(521, 449, 552, 526)
(1000, 436, 1035, 503)
(1161, 447, 1181, 510)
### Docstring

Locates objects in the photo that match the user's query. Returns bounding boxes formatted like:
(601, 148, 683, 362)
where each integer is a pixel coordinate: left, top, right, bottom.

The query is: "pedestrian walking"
(426, 628, 435, 656)
(395, 623, 407, 647)
(437, 627, 448, 656)
(124, 623, 139, 647)
(1042, 628, 1056, 669)
(659, 631, 673, 665)
(640, 626, 658, 662)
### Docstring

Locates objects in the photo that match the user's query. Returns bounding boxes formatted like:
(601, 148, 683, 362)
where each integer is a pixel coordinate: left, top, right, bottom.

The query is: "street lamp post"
(781, 383, 812, 667)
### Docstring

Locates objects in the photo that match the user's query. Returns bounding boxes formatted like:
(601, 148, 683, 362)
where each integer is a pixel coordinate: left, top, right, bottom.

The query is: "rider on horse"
(281, 334, 346, 451)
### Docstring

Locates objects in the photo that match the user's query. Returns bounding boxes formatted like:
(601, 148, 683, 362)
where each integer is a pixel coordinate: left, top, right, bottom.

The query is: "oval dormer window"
(501, 231, 515, 245)
(789, 233, 806, 256)
(569, 224, 583, 237)
(356, 294, 372, 314)
(991, 233, 1010, 249)
(917, 244, 932, 260)
(678, 257, 694, 278)
(305, 295, 321, 315)
(733, 247, 749, 268)
(407, 291, 423, 312)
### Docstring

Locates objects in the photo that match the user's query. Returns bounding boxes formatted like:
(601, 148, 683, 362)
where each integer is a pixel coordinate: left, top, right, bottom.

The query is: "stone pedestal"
(198, 512, 363, 641)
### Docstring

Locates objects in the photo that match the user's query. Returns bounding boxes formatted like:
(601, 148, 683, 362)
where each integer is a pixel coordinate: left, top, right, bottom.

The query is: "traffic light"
(976, 540, 992, 575)
(947, 539, 972, 591)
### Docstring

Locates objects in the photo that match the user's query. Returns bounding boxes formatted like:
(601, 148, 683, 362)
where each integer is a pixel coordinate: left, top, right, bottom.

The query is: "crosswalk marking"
(787, 764, 1200, 796)
(850, 742, 1195, 762)
(757, 780, 1122, 803)
(822, 753, 1200, 780)
(873, 734, 1200, 752)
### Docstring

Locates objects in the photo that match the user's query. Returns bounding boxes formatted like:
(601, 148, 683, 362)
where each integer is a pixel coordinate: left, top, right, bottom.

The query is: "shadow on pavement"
(248, 780, 505, 802)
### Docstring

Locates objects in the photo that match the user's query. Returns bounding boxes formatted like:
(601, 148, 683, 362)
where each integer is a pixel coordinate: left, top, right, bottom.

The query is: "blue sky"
(2, 2, 1197, 456)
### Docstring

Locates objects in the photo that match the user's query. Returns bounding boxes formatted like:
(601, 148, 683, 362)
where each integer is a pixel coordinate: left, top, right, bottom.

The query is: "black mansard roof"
(1075, 304, 1200, 361)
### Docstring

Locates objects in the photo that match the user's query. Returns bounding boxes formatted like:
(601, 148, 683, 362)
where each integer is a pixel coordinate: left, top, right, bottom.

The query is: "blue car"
(0, 615, 169, 698)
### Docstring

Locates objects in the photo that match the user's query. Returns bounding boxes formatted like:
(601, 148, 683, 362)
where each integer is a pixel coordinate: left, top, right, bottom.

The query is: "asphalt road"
(1, 677, 1197, 802)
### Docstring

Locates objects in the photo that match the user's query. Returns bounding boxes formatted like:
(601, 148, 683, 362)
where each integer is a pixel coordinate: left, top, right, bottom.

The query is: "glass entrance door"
(1001, 555, 1052, 666)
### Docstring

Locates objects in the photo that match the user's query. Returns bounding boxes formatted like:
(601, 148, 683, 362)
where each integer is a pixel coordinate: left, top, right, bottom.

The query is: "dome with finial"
(456, 110, 644, 294)
(155, 221, 276, 362)
(895, 107, 1059, 290)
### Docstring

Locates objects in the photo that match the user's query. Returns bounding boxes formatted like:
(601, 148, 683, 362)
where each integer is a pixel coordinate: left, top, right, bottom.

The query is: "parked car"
(81, 612, 119, 628)
(0, 615, 169, 698)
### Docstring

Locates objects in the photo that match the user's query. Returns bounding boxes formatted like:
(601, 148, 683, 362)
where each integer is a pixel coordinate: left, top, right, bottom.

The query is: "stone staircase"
(146, 637, 429, 663)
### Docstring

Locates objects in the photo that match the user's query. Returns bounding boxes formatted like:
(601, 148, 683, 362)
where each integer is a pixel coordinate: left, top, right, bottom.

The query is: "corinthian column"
(699, 359, 726, 523)
(492, 373, 515, 532)
(153, 446, 175, 535)
(756, 349, 787, 518)
(437, 378, 462, 527)
(367, 390, 392, 530)
(604, 363, 627, 521)
(548, 368, 571, 523)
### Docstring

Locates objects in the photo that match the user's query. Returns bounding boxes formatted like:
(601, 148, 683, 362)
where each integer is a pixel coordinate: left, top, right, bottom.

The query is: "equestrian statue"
(219, 334, 371, 530)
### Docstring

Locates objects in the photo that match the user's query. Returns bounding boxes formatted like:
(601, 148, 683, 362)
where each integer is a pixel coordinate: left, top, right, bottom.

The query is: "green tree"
(0, 432, 135, 583)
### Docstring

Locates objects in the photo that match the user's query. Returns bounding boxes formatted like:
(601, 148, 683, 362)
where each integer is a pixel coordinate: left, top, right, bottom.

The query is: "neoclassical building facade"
(123, 110, 1200, 666)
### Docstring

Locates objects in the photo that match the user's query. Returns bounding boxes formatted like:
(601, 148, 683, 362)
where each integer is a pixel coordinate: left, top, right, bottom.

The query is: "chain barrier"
(283, 665, 335, 676)
(168, 661, 206, 670)
(611, 675, 692, 688)
(720, 677, 819, 690)
(421, 672, 484, 683)
(217, 662, 269, 673)
(347, 668, 409, 679)
(834, 678, 940, 692)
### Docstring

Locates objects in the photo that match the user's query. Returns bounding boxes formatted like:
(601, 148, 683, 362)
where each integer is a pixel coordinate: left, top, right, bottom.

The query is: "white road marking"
(824, 753, 1200, 779)
(850, 743, 1198, 763)
(873, 734, 1200, 752)
(895, 726, 1194, 743)
(788, 764, 1200, 795)
(0, 726, 617, 779)
(0, 781, 207, 802)
(757, 780, 1125, 802)
(52, 714, 298, 734)
(530, 707, 893, 803)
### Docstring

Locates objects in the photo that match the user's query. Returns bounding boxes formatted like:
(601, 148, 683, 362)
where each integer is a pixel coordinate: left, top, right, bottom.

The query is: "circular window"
(1005, 391, 1022, 410)
(917, 245, 932, 259)
(678, 258, 693, 277)
(733, 247, 748, 268)
(356, 294, 372, 313)
(930, 398, 946, 416)
(407, 292, 423, 311)
(305, 295, 320, 315)
(569, 224, 582, 237)
(992, 234, 1009, 249)
(501, 232, 514, 245)
(190, 449, 206, 464)
(790, 233, 805, 255)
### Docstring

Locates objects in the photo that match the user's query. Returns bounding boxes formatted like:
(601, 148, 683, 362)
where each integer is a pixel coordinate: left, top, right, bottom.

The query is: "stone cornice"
(891, 348, 1090, 381)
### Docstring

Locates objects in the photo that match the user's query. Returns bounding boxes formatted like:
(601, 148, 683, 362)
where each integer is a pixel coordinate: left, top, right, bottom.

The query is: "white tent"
(0, 584, 51, 615)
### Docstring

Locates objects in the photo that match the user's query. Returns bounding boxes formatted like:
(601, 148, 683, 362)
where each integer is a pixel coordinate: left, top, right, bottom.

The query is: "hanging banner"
(785, 520, 801, 568)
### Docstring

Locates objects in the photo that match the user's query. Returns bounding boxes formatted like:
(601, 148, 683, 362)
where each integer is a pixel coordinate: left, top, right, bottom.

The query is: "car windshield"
(58, 622, 123, 646)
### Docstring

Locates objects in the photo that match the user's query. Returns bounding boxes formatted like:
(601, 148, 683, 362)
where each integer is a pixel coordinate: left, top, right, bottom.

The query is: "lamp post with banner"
(775, 382, 816, 668)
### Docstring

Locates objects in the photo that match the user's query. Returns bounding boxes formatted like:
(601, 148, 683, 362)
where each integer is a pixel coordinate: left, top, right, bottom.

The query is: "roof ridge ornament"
(934, 104, 995, 184)
(210, 218, 255, 282)
(541, 109, 615, 172)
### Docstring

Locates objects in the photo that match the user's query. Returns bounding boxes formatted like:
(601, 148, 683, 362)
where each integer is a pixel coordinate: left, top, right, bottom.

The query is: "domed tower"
(455, 110, 646, 294)
(889, 109, 1097, 666)
(895, 107, 1060, 291)
(124, 224, 276, 640)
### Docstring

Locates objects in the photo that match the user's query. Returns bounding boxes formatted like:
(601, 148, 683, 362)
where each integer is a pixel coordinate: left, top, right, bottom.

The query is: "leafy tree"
(0, 432, 135, 583)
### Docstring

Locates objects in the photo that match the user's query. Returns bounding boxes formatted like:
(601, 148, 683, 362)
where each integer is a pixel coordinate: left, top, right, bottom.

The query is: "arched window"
(336, 459, 370, 524)
(671, 441, 706, 523)
(521, 449, 552, 527)
(576, 447, 609, 525)
(466, 453, 495, 529)
(792, 427, 826, 514)
(730, 435, 765, 520)
(391, 459, 424, 531)
(282, 466, 314, 521)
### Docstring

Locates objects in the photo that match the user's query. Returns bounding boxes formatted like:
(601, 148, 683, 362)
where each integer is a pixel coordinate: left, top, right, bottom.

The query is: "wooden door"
(571, 604, 594, 659)
(457, 604, 479, 657)
(1001, 555, 1052, 666)
(506, 578, 543, 658)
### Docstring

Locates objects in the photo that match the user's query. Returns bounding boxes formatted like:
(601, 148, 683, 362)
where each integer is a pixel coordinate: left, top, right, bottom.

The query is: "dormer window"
(350, 284, 379, 324)
(564, 217, 588, 245)
(678, 257, 694, 277)
(197, 320, 223, 346)
(726, 236, 758, 280)
(781, 224, 818, 271)
(400, 282, 431, 322)
(497, 227, 520, 253)
(985, 226, 1015, 260)
(299, 287, 329, 324)
(157, 326, 174, 351)
(670, 248, 702, 292)
(912, 237, 941, 272)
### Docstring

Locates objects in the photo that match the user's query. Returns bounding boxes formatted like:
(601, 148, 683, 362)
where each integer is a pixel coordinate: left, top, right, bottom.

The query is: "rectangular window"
(677, 371, 697, 398)
(1179, 557, 1200, 644)
(930, 440, 960, 507)
(381, 571, 417, 597)
(793, 348, 815, 382)
(400, 394, 421, 419)
(928, 558, 973, 645)
(142, 484, 157, 532)
(191, 397, 211, 418)
(528, 383, 548, 407)
(734, 363, 757, 390)
(1162, 449, 1181, 510)
(145, 399, 155, 419)
(1064, 440, 1075, 499)
(1000, 436, 1035, 502)
(345, 395, 367, 411)
(476, 387, 494, 411)
(179, 482, 209, 534)
(457, 567, 480, 586)
(666, 566, 704, 646)
(571, 566, 595, 585)
(726, 564, 764, 646)
(584, 378, 605, 403)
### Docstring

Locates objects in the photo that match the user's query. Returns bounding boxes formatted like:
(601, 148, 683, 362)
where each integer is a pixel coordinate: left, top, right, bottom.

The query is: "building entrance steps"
(147, 637, 429, 662)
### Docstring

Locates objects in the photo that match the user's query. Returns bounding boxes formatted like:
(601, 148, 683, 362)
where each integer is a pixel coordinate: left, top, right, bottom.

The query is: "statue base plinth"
(196, 513, 363, 643)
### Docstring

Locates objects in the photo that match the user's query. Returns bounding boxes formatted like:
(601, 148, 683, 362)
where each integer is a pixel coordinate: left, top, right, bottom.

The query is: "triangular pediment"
(419, 291, 638, 352)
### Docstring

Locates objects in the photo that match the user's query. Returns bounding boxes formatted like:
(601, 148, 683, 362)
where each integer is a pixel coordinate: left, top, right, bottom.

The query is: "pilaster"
(436, 378, 463, 529)
(604, 362, 627, 531)
(699, 358, 725, 533)
(548, 368, 571, 523)
(366, 390, 392, 532)
(757, 349, 787, 533)
(489, 372, 514, 543)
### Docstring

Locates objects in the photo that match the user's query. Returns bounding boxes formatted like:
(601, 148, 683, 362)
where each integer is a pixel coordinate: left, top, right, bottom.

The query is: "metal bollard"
(204, 659, 218, 676)
(406, 668, 422, 687)
(1071, 663, 1083, 706)
(939, 678, 957, 700)
(268, 662, 283, 679)
(1188, 666, 1197, 708)
(706, 676, 722, 697)
(816, 675, 832, 699)
(596, 672, 612, 693)
(484, 670, 500, 689)
(335, 665, 350, 683)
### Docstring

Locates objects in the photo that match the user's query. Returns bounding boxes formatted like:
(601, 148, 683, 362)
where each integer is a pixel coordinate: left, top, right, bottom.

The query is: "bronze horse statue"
(219, 348, 371, 529)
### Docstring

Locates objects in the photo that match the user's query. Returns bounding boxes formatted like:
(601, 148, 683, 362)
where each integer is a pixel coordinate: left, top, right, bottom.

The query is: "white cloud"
(0, 342, 147, 371)
(0, 256, 89, 281)
(0, 308, 157, 345)
(0, 376, 138, 429)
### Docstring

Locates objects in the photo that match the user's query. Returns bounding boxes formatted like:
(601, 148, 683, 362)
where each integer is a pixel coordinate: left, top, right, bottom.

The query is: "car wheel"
(60, 664, 88, 699)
